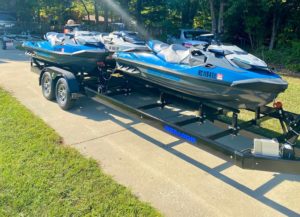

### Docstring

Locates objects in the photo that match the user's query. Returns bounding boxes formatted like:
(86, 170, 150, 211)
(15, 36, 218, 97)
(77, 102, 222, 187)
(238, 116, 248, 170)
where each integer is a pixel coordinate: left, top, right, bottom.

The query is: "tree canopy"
(1, 0, 300, 50)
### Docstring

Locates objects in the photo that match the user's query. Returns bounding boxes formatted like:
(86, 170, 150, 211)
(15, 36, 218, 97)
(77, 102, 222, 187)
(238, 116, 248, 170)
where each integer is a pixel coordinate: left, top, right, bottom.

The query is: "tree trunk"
(218, 0, 225, 34)
(248, 32, 254, 49)
(209, 0, 217, 34)
(190, 0, 200, 27)
(120, 0, 129, 23)
(181, 0, 191, 27)
(94, 0, 99, 24)
(103, 2, 109, 31)
(269, 14, 277, 50)
(79, 0, 90, 22)
(136, 0, 143, 24)
(36, 5, 40, 24)
(269, 1, 280, 51)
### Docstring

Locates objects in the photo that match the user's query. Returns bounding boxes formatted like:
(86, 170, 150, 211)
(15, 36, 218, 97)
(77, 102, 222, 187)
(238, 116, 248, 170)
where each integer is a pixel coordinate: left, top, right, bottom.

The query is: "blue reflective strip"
(164, 125, 196, 143)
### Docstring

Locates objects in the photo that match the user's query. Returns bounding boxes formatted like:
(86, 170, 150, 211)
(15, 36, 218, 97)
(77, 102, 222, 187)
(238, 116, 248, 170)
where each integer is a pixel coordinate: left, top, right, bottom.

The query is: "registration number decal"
(198, 70, 223, 80)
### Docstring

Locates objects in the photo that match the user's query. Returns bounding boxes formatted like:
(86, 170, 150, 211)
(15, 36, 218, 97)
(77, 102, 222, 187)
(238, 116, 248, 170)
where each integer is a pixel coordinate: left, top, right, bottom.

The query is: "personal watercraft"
(45, 31, 105, 48)
(99, 31, 148, 52)
(113, 40, 288, 110)
(23, 33, 108, 73)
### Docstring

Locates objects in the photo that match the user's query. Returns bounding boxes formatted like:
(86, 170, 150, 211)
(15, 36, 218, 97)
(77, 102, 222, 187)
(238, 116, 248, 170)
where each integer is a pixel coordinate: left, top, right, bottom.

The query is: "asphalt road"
(0, 48, 299, 217)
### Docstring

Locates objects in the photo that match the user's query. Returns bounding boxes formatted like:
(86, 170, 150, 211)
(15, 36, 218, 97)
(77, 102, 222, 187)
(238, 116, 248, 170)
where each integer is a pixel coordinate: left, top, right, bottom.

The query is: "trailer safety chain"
(275, 107, 300, 146)
(284, 116, 300, 146)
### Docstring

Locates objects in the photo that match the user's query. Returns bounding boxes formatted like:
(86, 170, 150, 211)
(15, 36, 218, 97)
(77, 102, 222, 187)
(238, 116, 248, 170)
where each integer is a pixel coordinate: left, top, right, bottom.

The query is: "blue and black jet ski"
(23, 32, 108, 73)
(113, 40, 288, 110)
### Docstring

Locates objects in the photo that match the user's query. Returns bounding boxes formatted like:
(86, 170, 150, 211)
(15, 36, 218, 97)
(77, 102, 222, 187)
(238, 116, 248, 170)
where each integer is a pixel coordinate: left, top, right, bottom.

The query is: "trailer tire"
(41, 71, 55, 100)
(55, 77, 75, 110)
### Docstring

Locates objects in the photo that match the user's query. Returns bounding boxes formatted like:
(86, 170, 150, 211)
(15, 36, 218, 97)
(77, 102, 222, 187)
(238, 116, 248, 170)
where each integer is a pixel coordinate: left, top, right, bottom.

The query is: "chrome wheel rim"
(43, 76, 51, 95)
(57, 83, 66, 103)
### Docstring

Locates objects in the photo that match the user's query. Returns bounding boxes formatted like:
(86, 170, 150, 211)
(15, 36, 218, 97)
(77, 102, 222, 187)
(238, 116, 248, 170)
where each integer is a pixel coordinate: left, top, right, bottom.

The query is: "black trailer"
(30, 59, 300, 174)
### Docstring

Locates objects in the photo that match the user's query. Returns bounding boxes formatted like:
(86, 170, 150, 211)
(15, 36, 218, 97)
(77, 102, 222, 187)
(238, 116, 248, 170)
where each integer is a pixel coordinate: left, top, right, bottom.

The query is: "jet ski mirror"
(189, 49, 208, 66)
(68, 34, 75, 39)
(208, 47, 224, 56)
(191, 49, 203, 56)
(107, 39, 114, 44)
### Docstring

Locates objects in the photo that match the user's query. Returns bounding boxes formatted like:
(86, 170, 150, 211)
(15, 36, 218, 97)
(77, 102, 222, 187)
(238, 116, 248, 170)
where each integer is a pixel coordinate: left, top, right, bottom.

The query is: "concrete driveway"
(0, 49, 299, 217)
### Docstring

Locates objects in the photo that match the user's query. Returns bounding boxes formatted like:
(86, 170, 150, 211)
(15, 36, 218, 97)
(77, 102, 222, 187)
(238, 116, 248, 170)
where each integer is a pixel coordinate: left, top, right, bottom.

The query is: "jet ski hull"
(114, 54, 288, 110)
(23, 41, 108, 73)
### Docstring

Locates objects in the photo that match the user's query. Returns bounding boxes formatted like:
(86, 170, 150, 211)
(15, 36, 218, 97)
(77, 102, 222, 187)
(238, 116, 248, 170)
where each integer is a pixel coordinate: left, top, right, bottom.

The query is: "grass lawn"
(0, 88, 161, 216)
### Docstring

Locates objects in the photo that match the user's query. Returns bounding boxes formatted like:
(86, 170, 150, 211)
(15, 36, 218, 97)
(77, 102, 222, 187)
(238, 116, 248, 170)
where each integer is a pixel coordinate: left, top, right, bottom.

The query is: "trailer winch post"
(198, 104, 206, 123)
(254, 107, 261, 125)
(230, 113, 239, 135)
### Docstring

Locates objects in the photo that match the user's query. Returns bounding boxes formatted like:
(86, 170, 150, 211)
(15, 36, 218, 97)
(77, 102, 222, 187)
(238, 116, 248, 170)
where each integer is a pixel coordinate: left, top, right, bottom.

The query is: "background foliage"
(0, 0, 300, 72)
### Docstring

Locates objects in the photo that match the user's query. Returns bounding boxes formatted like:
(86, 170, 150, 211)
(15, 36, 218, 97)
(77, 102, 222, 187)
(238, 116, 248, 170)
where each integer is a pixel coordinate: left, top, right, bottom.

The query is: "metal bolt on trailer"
(30, 63, 300, 175)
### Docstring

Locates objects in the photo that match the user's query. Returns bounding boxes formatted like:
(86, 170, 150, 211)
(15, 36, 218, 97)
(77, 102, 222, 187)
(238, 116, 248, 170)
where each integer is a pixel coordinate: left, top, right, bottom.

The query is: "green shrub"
(253, 41, 300, 73)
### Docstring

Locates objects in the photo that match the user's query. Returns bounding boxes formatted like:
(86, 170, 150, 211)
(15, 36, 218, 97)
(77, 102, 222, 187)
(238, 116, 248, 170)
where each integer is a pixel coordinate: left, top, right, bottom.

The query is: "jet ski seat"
(148, 40, 190, 64)
(46, 33, 66, 46)
(148, 40, 169, 53)
(47, 33, 77, 47)
(158, 44, 190, 64)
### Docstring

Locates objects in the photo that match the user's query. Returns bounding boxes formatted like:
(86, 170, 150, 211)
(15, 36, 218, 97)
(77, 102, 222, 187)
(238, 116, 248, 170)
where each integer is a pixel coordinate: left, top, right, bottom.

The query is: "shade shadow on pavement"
(0, 49, 29, 62)
(2, 49, 298, 216)
(69, 95, 300, 217)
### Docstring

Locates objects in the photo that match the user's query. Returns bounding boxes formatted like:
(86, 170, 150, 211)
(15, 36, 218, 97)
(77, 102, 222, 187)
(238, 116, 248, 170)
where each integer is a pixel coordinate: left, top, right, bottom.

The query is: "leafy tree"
(0, 0, 300, 55)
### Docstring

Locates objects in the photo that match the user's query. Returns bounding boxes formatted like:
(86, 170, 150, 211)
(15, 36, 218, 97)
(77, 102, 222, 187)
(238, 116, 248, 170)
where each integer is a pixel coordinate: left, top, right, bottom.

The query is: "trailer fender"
(38, 68, 47, 85)
(39, 66, 80, 93)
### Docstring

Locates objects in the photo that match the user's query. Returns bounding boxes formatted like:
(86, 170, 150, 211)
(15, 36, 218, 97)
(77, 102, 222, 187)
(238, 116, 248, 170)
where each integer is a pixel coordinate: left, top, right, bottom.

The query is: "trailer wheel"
(41, 71, 55, 100)
(55, 77, 75, 110)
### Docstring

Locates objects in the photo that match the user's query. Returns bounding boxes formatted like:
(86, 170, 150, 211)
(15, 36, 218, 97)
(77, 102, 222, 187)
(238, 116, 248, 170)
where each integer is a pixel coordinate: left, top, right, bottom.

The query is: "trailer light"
(273, 101, 283, 109)
(280, 143, 295, 159)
